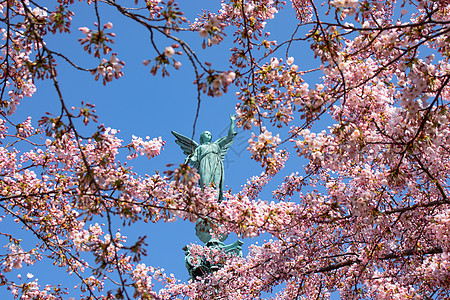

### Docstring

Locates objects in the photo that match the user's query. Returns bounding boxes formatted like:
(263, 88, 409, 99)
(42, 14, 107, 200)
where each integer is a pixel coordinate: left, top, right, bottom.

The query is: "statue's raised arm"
(171, 115, 237, 200)
(215, 114, 237, 161)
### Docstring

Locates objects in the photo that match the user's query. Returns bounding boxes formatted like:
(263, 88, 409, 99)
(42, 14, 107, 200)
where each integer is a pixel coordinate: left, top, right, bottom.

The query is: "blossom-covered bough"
(1, 0, 450, 299)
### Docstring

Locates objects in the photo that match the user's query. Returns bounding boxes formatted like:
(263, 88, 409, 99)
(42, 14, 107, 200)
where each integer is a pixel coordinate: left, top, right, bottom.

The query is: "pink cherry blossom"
(164, 46, 175, 57)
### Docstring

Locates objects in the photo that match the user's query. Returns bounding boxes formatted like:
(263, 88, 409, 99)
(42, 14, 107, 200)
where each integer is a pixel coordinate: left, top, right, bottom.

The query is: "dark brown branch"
(312, 246, 443, 274)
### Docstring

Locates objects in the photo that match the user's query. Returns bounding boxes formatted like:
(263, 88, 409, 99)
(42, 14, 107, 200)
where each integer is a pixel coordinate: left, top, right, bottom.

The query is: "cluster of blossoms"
(236, 56, 317, 132)
(70, 222, 109, 252)
(329, 0, 360, 19)
(144, 44, 182, 77)
(272, 172, 305, 201)
(198, 71, 236, 97)
(9, 278, 59, 300)
(220, 0, 283, 70)
(291, 0, 313, 22)
(431, 210, 450, 252)
(248, 128, 280, 157)
(146, 0, 164, 19)
(294, 129, 332, 166)
(239, 172, 270, 200)
(366, 274, 418, 299)
(0, 24, 37, 114)
(6, 78, 37, 115)
(0, 119, 194, 297)
(15, 117, 35, 138)
(196, 16, 226, 48)
(248, 128, 279, 152)
(48, 4, 74, 34)
(2, 244, 33, 273)
(208, 0, 450, 298)
(77, 23, 126, 84)
(247, 127, 288, 175)
(131, 264, 161, 298)
(78, 22, 115, 58)
(128, 135, 165, 160)
(93, 53, 125, 85)
(221, 0, 279, 22)
(329, 0, 359, 9)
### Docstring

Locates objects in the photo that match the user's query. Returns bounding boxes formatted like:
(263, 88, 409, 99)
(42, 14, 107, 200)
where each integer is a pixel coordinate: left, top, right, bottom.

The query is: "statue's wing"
(171, 131, 199, 167)
(215, 135, 236, 161)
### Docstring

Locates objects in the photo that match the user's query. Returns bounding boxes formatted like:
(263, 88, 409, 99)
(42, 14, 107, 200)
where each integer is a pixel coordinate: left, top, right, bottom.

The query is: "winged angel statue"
(171, 115, 237, 200)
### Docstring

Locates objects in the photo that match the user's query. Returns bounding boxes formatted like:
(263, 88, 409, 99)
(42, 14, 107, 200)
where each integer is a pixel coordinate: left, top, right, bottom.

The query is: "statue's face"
(201, 131, 212, 144)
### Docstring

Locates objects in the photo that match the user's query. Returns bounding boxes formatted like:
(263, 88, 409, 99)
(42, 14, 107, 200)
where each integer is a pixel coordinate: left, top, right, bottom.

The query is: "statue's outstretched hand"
(230, 114, 237, 121)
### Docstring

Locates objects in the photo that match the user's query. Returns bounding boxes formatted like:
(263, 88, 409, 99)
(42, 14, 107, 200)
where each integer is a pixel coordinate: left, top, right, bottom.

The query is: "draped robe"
(190, 133, 234, 200)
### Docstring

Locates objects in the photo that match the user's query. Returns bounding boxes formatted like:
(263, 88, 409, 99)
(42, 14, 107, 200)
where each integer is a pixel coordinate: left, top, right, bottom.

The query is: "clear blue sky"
(5, 1, 329, 298)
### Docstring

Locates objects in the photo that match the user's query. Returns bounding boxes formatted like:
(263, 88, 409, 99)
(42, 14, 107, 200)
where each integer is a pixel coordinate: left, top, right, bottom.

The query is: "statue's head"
(200, 131, 212, 144)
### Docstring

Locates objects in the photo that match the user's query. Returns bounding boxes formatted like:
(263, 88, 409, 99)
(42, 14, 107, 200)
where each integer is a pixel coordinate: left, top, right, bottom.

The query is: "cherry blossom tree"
(1, 0, 450, 299)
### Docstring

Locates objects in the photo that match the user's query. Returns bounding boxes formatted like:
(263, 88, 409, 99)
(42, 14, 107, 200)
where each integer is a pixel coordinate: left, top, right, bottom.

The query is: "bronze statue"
(171, 115, 236, 200)
(174, 115, 243, 280)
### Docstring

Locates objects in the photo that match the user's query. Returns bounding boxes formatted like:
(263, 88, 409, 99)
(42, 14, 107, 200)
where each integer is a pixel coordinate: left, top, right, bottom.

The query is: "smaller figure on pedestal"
(183, 218, 243, 281)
